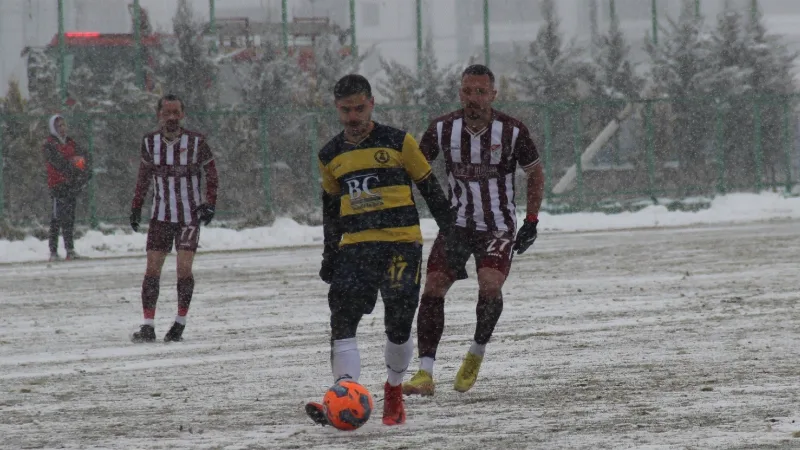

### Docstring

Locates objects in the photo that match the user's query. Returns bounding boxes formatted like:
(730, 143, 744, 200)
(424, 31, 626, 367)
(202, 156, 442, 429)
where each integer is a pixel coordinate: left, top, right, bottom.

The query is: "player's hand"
(194, 204, 215, 226)
(513, 218, 538, 255)
(130, 208, 141, 232)
(319, 244, 338, 284)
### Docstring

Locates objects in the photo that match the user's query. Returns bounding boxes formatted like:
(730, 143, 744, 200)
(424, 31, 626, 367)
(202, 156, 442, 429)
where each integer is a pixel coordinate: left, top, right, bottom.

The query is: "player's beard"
(344, 120, 370, 141)
(163, 120, 180, 136)
(465, 103, 486, 121)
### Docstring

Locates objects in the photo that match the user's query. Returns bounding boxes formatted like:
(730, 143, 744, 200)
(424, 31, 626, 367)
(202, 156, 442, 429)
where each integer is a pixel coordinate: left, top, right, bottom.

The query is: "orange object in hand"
(72, 156, 86, 170)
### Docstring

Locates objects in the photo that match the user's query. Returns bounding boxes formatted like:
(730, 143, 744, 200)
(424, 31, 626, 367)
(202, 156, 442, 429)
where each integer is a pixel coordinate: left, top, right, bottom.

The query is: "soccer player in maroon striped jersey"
(403, 65, 545, 395)
(129, 94, 219, 343)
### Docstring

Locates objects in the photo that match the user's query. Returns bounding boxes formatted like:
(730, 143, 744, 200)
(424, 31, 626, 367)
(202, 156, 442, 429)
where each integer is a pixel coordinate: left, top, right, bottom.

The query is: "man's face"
(55, 118, 67, 138)
(460, 74, 496, 122)
(158, 100, 184, 132)
(336, 93, 374, 137)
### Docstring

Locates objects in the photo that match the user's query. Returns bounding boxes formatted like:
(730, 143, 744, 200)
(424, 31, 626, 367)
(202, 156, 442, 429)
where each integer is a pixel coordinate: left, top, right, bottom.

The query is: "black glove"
(319, 244, 338, 284)
(194, 204, 215, 225)
(513, 218, 539, 255)
(130, 208, 141, 232)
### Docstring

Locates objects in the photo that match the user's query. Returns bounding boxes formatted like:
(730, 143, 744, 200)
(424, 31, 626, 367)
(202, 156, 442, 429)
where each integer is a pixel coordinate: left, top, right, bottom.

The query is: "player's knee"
(423, 271, 453, 297)
(385, 308, 415, 344)
(386, 326, 411, 345)
(477, 270, 506, 298)
(330, 309, 361, 341)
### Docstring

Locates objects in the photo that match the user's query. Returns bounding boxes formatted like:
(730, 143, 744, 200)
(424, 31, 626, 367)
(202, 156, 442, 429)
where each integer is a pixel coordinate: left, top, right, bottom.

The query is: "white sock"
(420, 356, 435, 374)
(469, 341, 486, 357)
(385, 337, 414, 387)
(143, 319, 154, 327)
(331, 337, 360, 383)
(175, 315, 187, 325)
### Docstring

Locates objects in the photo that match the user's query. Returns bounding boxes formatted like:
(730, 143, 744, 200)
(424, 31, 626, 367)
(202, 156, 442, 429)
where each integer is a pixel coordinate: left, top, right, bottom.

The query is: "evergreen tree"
(586, 4, 643, 170)
(515, 0, 587, 103)
(740, 5, 796, 190)
(23, 47, 61, 114)
(707, 3, 753, 192)
(645, 0, 715, 191)
(158, 0, 219, 119)
(1, 81, 49, 225)
(514, 0, 589, 182)
(376, 34, 461, 131)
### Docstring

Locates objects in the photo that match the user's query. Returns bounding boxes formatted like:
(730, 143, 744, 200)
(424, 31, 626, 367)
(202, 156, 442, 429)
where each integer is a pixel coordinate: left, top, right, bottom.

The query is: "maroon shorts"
(426, 227, 515, 281)
(146, 219, 201, 253)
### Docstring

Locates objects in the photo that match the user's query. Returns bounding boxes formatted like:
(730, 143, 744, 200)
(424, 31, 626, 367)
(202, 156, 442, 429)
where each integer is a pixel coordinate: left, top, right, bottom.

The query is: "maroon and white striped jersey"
(419, 110, 540, 232)
(131, 128, 219, 224)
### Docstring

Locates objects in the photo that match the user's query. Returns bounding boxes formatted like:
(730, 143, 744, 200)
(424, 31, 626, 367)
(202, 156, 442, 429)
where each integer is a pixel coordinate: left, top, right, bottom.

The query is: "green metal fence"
(0, 95, 797, 227)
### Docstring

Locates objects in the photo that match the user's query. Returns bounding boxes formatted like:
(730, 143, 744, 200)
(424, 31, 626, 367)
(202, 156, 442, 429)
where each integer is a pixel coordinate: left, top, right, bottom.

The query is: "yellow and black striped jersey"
(318, 122, 434, 246)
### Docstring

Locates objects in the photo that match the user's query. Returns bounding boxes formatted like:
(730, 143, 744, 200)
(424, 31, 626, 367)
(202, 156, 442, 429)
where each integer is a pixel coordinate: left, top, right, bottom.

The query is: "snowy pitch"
(2, 220, 800, 449)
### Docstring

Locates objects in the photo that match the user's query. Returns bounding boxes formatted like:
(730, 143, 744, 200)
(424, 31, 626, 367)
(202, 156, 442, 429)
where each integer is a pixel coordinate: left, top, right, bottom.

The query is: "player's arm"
(418, 122, 440, 162)
(191, 138, 218, 225)
(514, 125, 544, 254)
(130, 138, 154, 231)
(43, 139, 79, 179)
(319, 160, 342, 249)
(401, 133, 455, 232)
(318, 159, 342, 283)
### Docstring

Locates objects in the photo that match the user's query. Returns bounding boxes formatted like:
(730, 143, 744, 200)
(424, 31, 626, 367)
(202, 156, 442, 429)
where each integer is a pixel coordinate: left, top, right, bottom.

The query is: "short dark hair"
(334, 74, 372, 100)
(157, 94, 184, 113)
(462, 64, 495, 84)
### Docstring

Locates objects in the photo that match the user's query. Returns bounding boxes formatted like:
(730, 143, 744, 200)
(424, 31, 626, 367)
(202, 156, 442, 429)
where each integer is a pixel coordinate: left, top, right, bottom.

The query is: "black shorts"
(427, 227, 515, 281)
(146, 219, 200, 253)
(328, 242, 423, 316)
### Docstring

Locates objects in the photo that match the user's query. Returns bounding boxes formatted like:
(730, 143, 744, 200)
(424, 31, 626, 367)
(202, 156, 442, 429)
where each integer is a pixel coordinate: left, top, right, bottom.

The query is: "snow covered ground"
(1, 213, 800, 448)
(2, 192, 800, 264)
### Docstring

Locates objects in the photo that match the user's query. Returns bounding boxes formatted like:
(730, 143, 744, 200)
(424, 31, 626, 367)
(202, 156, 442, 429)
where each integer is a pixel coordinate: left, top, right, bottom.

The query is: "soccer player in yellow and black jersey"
(305, 74, 455, 427)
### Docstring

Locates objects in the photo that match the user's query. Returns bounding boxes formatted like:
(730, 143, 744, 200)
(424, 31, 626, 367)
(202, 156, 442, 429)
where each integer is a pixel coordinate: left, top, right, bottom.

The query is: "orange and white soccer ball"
(322, 380, 373, 431)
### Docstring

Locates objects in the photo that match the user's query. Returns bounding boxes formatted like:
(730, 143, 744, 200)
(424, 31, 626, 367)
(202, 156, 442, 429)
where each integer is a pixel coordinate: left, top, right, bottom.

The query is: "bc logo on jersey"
(346, 174, 384, 209)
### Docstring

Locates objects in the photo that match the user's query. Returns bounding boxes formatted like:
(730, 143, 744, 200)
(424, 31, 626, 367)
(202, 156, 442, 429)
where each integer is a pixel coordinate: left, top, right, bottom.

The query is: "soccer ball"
(322, 380, 373, 431)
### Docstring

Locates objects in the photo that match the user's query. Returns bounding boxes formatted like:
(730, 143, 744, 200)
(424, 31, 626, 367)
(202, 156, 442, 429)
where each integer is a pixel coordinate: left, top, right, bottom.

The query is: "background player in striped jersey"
(304, 74, 455, 427)
(129, 94, 219, 343)
(403, 64, 545, 395)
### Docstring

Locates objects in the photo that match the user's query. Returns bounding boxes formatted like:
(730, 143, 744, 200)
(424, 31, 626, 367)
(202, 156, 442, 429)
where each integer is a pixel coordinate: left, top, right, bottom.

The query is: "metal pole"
(350, 0, 358, 57)
(87, 117, 98, 229)
(416, 0, 423, 74)
(483, 0, 490, 67)
(0, 117, 4, 219)
(751, 0, 758, 23)
(782, 100, 792, 193)
(133, 0, 144, 89)
(58, 0, 67, 105)
(651, 0, 658, 45)
(282, 0, 289, 55)
(309, 114, 319, 209)
(610, 0, 616, 22)
(573, 106, 583, 206)
(209, 0, 217, 55)
(646, 101, 656, 198)
(753, 98, 763, 192)
(714, 101, 725, 194)
(259, 111, 272, 214)
(543, 108, 552, 203)
(696, 0, 701, 17)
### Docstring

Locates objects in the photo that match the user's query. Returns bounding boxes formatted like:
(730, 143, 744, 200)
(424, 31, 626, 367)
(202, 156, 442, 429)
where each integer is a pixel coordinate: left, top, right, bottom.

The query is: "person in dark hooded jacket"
(43, 114, 91, 261)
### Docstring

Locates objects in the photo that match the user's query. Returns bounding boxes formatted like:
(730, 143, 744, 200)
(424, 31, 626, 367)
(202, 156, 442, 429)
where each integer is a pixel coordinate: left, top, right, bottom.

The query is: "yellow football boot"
(453, 352, 483, 393)
(402, 369, 435, 396)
